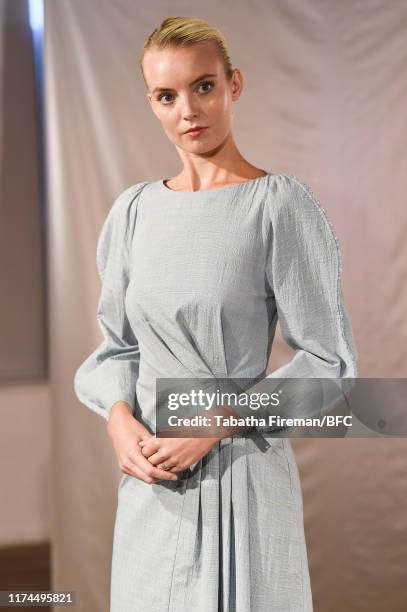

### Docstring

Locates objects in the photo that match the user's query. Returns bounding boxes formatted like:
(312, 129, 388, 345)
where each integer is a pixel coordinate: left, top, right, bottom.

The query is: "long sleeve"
(73, 181, 148, 421)
(226, 174, 358, 432)
(265, 174, 358, 380)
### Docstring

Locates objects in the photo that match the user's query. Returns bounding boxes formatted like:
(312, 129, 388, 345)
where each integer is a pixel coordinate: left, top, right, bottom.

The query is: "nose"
(180, 92, 200, 120)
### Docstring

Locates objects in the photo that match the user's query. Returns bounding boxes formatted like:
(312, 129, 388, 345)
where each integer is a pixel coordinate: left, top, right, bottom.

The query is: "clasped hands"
(138, 433, 218, 477)
(140, 402, 253, 480)
(108, 401, 252, 485)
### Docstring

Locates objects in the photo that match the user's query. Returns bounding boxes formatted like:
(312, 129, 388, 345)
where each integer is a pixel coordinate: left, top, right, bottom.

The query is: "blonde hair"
(139, 16, 234, 85)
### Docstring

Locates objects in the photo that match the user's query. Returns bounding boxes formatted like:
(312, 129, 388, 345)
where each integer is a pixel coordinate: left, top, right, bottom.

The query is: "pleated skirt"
(110, 434, 313, 612)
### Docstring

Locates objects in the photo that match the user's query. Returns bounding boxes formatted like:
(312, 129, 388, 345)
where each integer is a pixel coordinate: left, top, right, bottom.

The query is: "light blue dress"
(74, 173, 357, 611)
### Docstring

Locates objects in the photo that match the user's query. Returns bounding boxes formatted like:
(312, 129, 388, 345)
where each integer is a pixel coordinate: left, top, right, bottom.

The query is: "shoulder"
(266, 173, 341, 249)
(107, 181, 149, 223)
(96, 181, 148, 279)
(267, 173, 327, 220)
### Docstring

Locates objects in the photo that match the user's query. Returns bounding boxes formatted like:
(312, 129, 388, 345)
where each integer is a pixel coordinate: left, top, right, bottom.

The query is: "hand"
(138, 435, 220, 473)
(107, 401, 179, 485)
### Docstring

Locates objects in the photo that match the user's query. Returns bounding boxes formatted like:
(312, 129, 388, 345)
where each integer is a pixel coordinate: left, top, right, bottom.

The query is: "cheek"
(158, 110, 179, 135)
(221, 92, 233, 115)
(208, 92, 232, 120)
(158, 108, 175, 124)
(208, 104, 232, 137)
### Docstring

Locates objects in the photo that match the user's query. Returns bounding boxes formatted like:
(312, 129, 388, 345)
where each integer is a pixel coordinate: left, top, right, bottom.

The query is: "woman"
(74, 16, 357, 612)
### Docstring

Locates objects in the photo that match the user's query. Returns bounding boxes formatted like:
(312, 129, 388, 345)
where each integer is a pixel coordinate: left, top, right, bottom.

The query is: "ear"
(231, 68, 243, 101)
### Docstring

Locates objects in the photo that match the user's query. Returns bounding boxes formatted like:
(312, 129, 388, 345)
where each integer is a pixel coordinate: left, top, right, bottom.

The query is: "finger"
(134, 468, 159, 485)
(147, 454, 180, 474)
(136, 454, 178, 481)
(146, 450, 171, 467)
(158, 464, 179, 473)
(123, 466, 158, 485)
(139, 437, 158, 452)
(125, 448, 178, 482)
(140, 443, 158, 458)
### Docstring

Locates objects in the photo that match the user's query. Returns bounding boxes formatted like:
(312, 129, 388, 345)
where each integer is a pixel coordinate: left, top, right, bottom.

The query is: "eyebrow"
(151, 73, 218, 95)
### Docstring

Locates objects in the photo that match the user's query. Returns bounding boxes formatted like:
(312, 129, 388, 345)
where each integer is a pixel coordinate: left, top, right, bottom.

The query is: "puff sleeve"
(73, 182, 147, 421)
(227, 174, 358, 431)
(264, 174, 358, 380)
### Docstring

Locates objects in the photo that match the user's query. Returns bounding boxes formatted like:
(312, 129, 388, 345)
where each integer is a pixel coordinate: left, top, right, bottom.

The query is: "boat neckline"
(157, 171, 273, 195)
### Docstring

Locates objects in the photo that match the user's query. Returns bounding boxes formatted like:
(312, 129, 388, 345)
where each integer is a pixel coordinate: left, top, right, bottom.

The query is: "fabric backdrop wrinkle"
(44, 1, 407, 611)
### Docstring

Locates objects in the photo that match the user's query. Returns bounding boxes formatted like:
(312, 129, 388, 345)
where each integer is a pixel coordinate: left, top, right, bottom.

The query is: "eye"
(156, 80, 215, 105)
(197, 80, 214, 94)
(157, 92, 174, 104)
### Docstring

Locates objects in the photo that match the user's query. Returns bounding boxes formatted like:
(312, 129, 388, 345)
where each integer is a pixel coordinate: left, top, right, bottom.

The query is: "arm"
(213, 174, 358, 436)
(265, 174, 358, 379)
(73, 182, 148, 421)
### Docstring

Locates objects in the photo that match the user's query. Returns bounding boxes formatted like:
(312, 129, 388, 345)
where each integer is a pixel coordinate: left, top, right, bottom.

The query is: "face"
(143, 41, 243, 154)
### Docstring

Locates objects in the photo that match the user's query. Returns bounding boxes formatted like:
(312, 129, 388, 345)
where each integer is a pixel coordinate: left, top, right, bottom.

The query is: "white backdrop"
(44, 1, 407, 611)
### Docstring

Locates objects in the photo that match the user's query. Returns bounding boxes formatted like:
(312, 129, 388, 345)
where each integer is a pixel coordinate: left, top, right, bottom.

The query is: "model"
(74, 16, 358, 612)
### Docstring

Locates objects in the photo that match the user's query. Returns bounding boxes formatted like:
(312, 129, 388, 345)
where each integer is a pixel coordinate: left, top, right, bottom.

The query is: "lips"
(184, 126, 207, 134)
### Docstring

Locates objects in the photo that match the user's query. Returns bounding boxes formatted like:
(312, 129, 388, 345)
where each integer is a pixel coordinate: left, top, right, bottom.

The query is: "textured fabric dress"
(74, 172, 358, 612)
